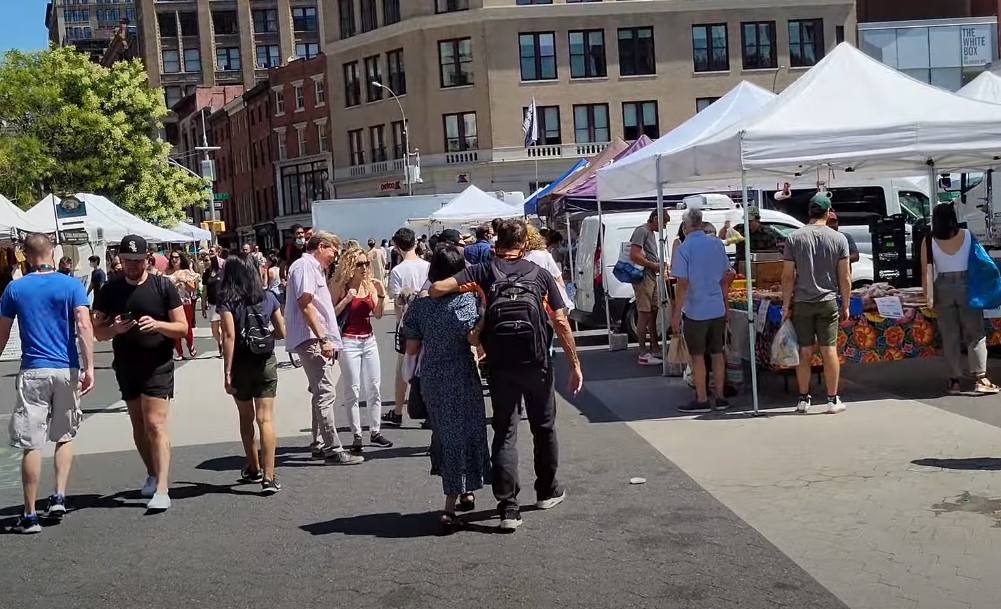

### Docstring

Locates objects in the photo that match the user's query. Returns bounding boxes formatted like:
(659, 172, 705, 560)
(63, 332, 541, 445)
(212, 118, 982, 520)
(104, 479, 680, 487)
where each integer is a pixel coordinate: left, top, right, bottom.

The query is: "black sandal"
(948, 378, 962, 395)
(457, 494, 475, 512)
(439, 512, 464, 533)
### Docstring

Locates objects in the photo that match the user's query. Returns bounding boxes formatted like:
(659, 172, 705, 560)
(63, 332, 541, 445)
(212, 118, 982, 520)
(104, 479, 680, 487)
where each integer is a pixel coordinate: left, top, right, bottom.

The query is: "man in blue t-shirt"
(0, 234, 94, 534)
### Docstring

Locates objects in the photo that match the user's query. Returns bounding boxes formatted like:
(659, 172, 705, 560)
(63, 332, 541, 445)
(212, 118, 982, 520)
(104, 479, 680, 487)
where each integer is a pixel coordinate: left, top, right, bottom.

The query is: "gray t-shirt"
(783, 224, 850, 303)
(629, 224, 659, 278)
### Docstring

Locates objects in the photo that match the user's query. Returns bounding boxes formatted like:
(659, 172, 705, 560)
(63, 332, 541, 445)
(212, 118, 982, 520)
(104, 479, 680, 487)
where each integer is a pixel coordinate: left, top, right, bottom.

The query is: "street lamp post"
(372, 81, 413, 196)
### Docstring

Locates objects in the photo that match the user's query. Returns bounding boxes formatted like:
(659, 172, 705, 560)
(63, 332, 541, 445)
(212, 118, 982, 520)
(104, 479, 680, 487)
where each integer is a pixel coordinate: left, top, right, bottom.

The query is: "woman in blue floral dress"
(400, 246, 490, 531)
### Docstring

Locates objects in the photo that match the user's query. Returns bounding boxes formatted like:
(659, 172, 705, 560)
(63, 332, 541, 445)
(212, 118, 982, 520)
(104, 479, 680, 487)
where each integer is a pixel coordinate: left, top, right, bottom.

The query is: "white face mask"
(490, 236, 498, 245)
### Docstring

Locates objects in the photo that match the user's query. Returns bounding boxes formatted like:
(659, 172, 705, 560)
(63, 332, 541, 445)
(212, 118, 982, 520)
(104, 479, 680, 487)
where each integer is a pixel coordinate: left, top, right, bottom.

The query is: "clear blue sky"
(1, 0, 50, 55)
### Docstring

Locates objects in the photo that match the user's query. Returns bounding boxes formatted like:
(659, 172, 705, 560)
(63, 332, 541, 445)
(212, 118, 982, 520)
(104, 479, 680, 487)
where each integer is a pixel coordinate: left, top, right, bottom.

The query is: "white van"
(571, 201, 874, 338)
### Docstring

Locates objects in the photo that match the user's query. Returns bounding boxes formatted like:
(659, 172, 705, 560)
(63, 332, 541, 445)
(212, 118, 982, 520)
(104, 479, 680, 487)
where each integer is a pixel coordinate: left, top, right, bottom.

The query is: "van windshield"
(898, 190, 930, 223)
(770, 187, 887, 227)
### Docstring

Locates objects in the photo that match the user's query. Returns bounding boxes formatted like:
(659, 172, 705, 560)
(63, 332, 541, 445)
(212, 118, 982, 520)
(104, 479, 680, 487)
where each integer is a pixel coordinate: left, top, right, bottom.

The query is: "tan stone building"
(135, 0, 323, 109)
(323, 0, 856, 199)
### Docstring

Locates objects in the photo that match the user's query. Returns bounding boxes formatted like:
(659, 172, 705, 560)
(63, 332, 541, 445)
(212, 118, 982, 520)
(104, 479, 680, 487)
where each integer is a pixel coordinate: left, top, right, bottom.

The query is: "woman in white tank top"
(920, 203, 999, 395)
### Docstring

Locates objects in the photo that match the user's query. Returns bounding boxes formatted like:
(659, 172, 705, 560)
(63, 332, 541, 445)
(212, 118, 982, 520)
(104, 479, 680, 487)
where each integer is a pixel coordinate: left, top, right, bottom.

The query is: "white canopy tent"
(632, 43, 1001, 415)
(596, 81, 777, 201)
(958, 70, 1001, 104)
(28, 194, 194, 243)
(172, 221, 212, 241)
(409, 185, 523, 226)
(0, 194, 49, 235)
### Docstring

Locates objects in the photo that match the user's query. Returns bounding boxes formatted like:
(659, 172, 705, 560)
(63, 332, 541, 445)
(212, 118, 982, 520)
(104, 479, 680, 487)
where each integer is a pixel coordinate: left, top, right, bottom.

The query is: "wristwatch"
(323, 336, 336, 345)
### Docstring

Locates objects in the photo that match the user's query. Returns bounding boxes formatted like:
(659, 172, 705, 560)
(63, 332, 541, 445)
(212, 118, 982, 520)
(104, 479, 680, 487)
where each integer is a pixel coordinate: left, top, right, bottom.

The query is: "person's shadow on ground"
(300, 509, 505, 538)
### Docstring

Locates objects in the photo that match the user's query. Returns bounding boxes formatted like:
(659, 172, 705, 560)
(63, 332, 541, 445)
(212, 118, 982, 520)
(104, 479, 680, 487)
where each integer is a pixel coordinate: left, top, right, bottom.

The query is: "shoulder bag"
(966, 232, 1001, 310)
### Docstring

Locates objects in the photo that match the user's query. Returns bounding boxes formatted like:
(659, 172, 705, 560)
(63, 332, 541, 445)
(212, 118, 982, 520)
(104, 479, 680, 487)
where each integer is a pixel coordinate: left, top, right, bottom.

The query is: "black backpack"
(239, 302, 274, 356)
(482, 261, 550, 369)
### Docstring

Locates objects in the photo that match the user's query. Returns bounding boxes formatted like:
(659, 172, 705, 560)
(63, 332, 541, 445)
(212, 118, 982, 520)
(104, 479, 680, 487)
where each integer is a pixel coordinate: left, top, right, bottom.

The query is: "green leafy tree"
(0, 46, 208, 226)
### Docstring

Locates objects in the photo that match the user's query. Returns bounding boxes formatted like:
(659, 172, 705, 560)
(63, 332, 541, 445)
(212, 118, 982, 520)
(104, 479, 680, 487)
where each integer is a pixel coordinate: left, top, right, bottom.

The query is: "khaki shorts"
(9, 368, 81, 450)
(633, 274, 659, 313)
(682, 316, 726, 356)
(791, 300, 839, 348)
(231, 354, 278, 401)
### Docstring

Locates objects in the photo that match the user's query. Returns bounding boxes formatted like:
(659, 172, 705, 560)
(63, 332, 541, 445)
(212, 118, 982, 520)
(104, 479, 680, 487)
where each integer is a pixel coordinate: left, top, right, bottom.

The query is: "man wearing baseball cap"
(780, 194, 851, 415)
(93, 235, 189, 512)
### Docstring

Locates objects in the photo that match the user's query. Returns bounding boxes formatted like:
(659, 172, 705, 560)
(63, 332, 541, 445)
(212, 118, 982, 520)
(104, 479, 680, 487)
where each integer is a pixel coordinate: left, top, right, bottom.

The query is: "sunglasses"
(355, 261, 370, 268)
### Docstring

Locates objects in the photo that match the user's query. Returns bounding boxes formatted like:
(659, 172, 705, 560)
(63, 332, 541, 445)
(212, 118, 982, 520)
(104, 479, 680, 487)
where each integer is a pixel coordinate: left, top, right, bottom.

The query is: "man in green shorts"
(781, 194, 851, 415)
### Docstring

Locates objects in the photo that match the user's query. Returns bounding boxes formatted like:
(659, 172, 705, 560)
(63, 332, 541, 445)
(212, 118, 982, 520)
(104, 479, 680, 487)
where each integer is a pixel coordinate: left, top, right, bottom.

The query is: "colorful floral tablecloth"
(734, 298, 1001, 370)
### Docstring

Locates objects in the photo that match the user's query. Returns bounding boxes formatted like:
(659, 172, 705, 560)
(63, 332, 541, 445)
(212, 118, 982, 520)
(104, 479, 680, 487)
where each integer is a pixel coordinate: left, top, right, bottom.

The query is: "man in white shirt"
(383, 227, 430, 427)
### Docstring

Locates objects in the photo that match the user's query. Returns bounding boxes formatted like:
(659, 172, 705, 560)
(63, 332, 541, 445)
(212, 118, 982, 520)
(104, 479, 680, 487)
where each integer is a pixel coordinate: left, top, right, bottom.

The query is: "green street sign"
(213, 193, 230, 201)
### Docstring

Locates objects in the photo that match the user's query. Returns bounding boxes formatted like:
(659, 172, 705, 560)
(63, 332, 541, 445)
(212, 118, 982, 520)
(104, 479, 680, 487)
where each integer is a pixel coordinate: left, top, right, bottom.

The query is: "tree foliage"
(0, 46, 208, 226)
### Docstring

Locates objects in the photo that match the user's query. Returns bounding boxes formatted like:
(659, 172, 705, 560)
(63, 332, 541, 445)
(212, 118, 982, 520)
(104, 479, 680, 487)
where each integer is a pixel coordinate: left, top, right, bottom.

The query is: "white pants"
(341, 335, 382, 435)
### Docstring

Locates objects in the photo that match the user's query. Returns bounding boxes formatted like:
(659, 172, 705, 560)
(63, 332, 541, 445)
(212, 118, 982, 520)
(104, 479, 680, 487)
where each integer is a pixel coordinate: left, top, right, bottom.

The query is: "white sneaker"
(140, 476, 157, 498)
(536, 490, 566, 510)
(638, 353, 663, 366)
(146, 492, 171, 511)
(825, 397, 846, 414)
(796, 396, 811, 414)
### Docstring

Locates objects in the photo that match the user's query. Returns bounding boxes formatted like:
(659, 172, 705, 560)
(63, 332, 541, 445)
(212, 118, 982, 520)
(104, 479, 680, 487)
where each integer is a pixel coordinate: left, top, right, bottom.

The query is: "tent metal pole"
(598, 197, 613, 351)
(927, 161, 937, 217)
(742, 171, 760, 416)
(566, 209, 578, 331)
(655, 161, 669, 377)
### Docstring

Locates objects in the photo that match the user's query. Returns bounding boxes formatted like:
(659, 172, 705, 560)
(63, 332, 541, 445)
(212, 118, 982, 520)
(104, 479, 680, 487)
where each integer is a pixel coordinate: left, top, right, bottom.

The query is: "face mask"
(58, 268, 72, 275)
(490, 236, 498, 245)
(295, 237, 305, 247)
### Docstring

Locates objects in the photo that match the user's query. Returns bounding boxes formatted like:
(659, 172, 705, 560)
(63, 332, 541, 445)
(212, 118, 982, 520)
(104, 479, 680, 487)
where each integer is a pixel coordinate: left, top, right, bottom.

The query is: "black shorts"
(114, 358, 175, 402)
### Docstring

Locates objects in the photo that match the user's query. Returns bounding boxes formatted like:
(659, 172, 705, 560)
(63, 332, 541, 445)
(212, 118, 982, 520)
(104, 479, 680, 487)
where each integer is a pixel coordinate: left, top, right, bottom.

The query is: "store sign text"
(962, 26, 991, 67)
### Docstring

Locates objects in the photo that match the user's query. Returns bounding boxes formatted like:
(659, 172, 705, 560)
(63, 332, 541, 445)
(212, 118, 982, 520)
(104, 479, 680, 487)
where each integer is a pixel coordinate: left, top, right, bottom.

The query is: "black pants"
(488, 366, 559, 513)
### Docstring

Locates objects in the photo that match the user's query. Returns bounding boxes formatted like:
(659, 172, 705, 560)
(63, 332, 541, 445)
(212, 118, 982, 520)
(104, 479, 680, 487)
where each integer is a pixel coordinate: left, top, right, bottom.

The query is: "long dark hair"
(428, 245, 465, 282)
(217, 253, 264, 306)
(169, 250, 190, 271)
(203, 255, 221, 280)
(932, 202, 960, 241)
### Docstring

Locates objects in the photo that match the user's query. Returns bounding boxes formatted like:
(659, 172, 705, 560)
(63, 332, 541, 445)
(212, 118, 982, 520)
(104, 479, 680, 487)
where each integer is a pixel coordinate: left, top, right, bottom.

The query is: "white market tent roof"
(172, 221, 212, 241)
(0, 194, 49, 235)
(426, 185, 523, 224)
(957, 70, 1001, 104)
(27, 194, 194, 243)
(596, 81, 776, 201)
(646, 43, 1001, 191)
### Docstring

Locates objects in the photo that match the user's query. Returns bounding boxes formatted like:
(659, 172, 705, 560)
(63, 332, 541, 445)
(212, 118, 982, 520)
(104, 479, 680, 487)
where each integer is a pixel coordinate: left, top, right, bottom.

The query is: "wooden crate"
(752, 260, 784, 286)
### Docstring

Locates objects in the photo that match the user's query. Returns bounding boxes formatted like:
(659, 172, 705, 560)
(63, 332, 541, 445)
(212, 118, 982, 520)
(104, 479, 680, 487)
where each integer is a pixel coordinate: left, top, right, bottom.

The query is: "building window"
(296, 43, 319, 60)
(315, 79, 326, 106)
(164, 86, 182, 109)
(274, 89, 285, 116)
(216, 47, 241, 71)
(569, 30, 606, 78)
(256, 44, 280, 69)
(349, 129, 365, 165)
(183, 48, 201, 72)
(384, 0, 401, 25)
(360, 0, 377, 32)
(523, 105, 561, 145)
(573, 103, 609, 143)
(391, 120, 405, 159)
(338, 0, 355, 39)
(692, 23, 729, 72)
(789, 19, 825, 67)
(439, 38, 473, 88)
(294, 84, 305, 111)
(296, 125, 307, 156)
(212, 11, 238, 35)
(178, 11, 198, 36)
(618, 27, 655, 76)
(157, 12, 177, 37)
(696, 97, 720, 113)
(365, 55, 383, 102)
(387, 49, 406, 95)
(741, 21, 776, 69)
(436, 0, 469, 13)
(162, 49, 180, 73)
(519, 32, 557, 81)
(293, 7, 318, 32)
(370, 125, 387, 162)
(252, 8, 277, 33)
(343, 61, 360, 107)
(276, 130, 288, 160)
(318, 123, 329, 152)
(443, 112, 477, 151)
(622, 101, 658, 140)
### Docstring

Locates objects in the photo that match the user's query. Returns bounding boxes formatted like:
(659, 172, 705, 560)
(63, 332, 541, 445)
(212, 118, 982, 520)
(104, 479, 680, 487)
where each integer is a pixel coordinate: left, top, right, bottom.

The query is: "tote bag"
(966, 233, 1001, 310)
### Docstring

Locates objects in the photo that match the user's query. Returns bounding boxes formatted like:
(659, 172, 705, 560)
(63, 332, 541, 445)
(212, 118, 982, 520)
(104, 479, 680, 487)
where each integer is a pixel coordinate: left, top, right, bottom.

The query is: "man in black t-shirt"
(93, 235, 188, 513)
(429, 219, 583, 532)
(280, 224, 306, 282)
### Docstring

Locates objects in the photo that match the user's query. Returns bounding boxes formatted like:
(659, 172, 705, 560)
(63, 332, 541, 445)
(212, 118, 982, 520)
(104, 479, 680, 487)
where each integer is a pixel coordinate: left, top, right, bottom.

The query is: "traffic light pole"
(196, 108, 221, 246)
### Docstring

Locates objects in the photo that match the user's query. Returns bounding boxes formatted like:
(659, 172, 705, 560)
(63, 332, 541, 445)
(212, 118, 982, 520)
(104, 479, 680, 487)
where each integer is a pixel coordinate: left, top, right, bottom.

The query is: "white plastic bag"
(770, 320, 800, 368)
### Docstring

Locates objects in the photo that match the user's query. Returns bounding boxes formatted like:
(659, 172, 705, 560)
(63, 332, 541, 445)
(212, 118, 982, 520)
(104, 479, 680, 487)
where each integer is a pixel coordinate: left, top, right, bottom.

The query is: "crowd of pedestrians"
(2, 216, 584, 535)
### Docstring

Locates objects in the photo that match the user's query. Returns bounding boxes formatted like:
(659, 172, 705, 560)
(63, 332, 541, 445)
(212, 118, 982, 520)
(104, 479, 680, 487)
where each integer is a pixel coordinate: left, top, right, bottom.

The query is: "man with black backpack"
(430, 219, 583, 532)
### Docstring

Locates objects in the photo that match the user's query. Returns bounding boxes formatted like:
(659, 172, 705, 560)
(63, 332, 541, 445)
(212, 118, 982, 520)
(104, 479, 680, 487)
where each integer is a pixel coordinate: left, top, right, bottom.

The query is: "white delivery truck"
(311, 194, 457, 243)
(572, 196, 874, 339)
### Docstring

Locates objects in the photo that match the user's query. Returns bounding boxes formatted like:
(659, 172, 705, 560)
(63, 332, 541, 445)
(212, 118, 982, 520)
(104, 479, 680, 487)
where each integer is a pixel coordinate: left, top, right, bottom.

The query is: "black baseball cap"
(439, 229, 462, 245)
(119, 234, 149, 260)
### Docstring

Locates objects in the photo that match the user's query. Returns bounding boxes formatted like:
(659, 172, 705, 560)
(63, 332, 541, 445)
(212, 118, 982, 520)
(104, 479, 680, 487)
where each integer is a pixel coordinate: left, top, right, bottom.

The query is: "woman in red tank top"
(330, 247, 391, 452)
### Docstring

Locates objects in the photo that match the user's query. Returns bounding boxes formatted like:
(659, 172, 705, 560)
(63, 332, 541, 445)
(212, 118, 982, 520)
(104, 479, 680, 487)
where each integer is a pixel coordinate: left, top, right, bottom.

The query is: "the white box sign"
(962, 26, 992, 67)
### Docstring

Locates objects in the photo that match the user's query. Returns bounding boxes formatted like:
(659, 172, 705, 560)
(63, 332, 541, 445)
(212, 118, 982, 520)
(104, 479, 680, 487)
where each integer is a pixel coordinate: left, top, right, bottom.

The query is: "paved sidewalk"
(0, 321, 845, 609)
